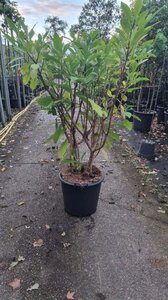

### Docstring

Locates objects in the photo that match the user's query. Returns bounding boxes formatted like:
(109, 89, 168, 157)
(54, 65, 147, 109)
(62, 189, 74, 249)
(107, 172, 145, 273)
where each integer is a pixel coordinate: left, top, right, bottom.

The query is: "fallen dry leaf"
(138, 191, 146, 198)
(157, 209, 166, 214)
(61, 232, 66, 237)
(33, 239, 44, 247)
(18, 255, 25, 262)
(9, 255, 25, 270)
(9, 261, 18, 270)
(45, 224, 50, 230)
(9, 278, 21, 290)
(48, 185, 53, 190)
(142, 170, 157, 175)
(17, 201, 25, 206)
(66, 291, 75, 299)
(39, 159, 49, 165)
(27, 283, 39, 291)
(63, 243, 71, 248)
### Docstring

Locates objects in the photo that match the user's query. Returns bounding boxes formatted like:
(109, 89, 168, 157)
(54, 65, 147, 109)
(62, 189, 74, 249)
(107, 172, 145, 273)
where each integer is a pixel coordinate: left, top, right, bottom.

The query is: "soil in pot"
(157, 106, 165, 124)
(133, 111, 154, 133)
(138, 139, 155, 160)
(59, 165, 103, 217)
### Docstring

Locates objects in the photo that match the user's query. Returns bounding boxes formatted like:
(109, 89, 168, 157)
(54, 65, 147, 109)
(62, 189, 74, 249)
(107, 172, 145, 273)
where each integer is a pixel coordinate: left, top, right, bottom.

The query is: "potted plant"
(3, 0, 155, 216)
(133, 84, 157, 132)
(133, 33, 168, 132)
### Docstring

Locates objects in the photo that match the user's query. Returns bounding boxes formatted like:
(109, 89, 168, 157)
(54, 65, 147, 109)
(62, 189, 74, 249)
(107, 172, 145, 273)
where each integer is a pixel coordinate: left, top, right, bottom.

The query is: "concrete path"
(1, 104, 168, 300)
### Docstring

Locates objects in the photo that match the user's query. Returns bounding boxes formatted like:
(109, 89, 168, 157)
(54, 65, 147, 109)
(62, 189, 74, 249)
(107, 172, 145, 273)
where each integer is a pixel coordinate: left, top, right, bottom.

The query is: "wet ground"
(1, 104, 168, 300)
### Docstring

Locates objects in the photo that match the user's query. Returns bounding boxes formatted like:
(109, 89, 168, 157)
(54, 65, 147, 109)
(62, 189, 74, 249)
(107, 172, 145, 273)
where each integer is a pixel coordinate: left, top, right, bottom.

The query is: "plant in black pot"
(3, 0, 155, 216)
(133, 27, 168, 132)
(133, 84, 157, 133)
(135, 85, 157, 159)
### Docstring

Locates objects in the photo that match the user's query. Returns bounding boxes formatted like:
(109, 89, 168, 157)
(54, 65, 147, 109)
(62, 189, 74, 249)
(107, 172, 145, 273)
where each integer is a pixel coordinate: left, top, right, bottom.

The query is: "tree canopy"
(0, 0, 21, 24)
(143, 0, 168, 56)
(71, 0, 119, 40)
(45, 16, 68, 36)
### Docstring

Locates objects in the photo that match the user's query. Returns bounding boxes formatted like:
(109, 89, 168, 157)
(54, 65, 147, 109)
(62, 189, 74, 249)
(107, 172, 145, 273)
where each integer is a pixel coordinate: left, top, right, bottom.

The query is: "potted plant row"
(3, 0, 155, 216)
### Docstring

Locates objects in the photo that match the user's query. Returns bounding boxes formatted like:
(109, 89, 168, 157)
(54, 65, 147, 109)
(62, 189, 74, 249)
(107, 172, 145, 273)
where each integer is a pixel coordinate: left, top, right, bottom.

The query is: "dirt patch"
(60, 164, 102, 185)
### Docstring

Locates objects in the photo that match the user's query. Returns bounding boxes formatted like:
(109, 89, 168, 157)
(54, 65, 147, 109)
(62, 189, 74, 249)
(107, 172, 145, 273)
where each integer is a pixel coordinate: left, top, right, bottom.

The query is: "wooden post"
(0, 33, 12, 120)
(0, 91, 6, 126)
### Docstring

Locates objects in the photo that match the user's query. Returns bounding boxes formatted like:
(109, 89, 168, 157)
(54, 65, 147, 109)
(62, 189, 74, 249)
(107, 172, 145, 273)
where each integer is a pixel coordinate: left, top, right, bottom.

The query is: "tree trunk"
(87, 152, 94, 175)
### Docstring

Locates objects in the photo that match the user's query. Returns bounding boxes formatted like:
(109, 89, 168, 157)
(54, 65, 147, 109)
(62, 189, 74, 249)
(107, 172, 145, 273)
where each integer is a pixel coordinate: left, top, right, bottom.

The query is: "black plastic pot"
(59, 173, 103, 217)
(138, 139, 155, 160)
(139, 104, 146, 111)
(165, 112, 168, 133)
(133, 111, 154, 133)
(157, 106, 165, 124)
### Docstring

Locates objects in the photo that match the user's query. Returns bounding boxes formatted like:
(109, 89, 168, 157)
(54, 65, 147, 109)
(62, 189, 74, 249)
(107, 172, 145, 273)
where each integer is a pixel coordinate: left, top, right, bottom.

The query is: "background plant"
(71, 0, 120, 40)
(45, 16, 68, 37)
(134, 0, 168, 109)
(2, 0, 155, 175)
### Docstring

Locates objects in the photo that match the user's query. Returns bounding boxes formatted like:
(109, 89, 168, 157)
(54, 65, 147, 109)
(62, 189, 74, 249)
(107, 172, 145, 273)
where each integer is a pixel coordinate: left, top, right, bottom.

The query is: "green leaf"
(105, 139, 112, 151)
(29, 27, 35, 39)
(5, 17, 17, 33)
(130, 77, 149, 85)
(120, 119, 133, 131)
(47, 125, 64, 143)
(121, 2, 132, 22)
(125, 112, 132, 119)
(30, 78, 38, 90)
(23, 73, 30, 85)
(134, 0, 143, 15)
(53, 33, 63, 52)
(38, 96, 53, 108)
(3, 33, 15, 45)
(58, 140, 68, 159)
(31, 64, 39, 72)
(122, 95, 127, 102)
(63, 159, 75, 165)
(109, 131, 120, 141)
(127, 87, 140, 93)
(88, 99, 107, 117)
(20, 63, 30, 75)
(107, 90, 114, 98)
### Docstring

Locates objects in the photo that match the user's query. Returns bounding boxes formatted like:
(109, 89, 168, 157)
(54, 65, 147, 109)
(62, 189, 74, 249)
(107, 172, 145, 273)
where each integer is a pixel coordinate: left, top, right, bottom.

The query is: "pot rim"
(141, 139, 155, 145)
(59, 170, 104, 187)
(133, 110, 155, 115)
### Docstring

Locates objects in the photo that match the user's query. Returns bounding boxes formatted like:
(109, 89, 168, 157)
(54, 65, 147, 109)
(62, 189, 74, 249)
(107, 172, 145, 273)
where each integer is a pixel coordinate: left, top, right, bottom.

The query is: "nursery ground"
(1, 104, 168, 300)
(119, 119, 168, 195)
